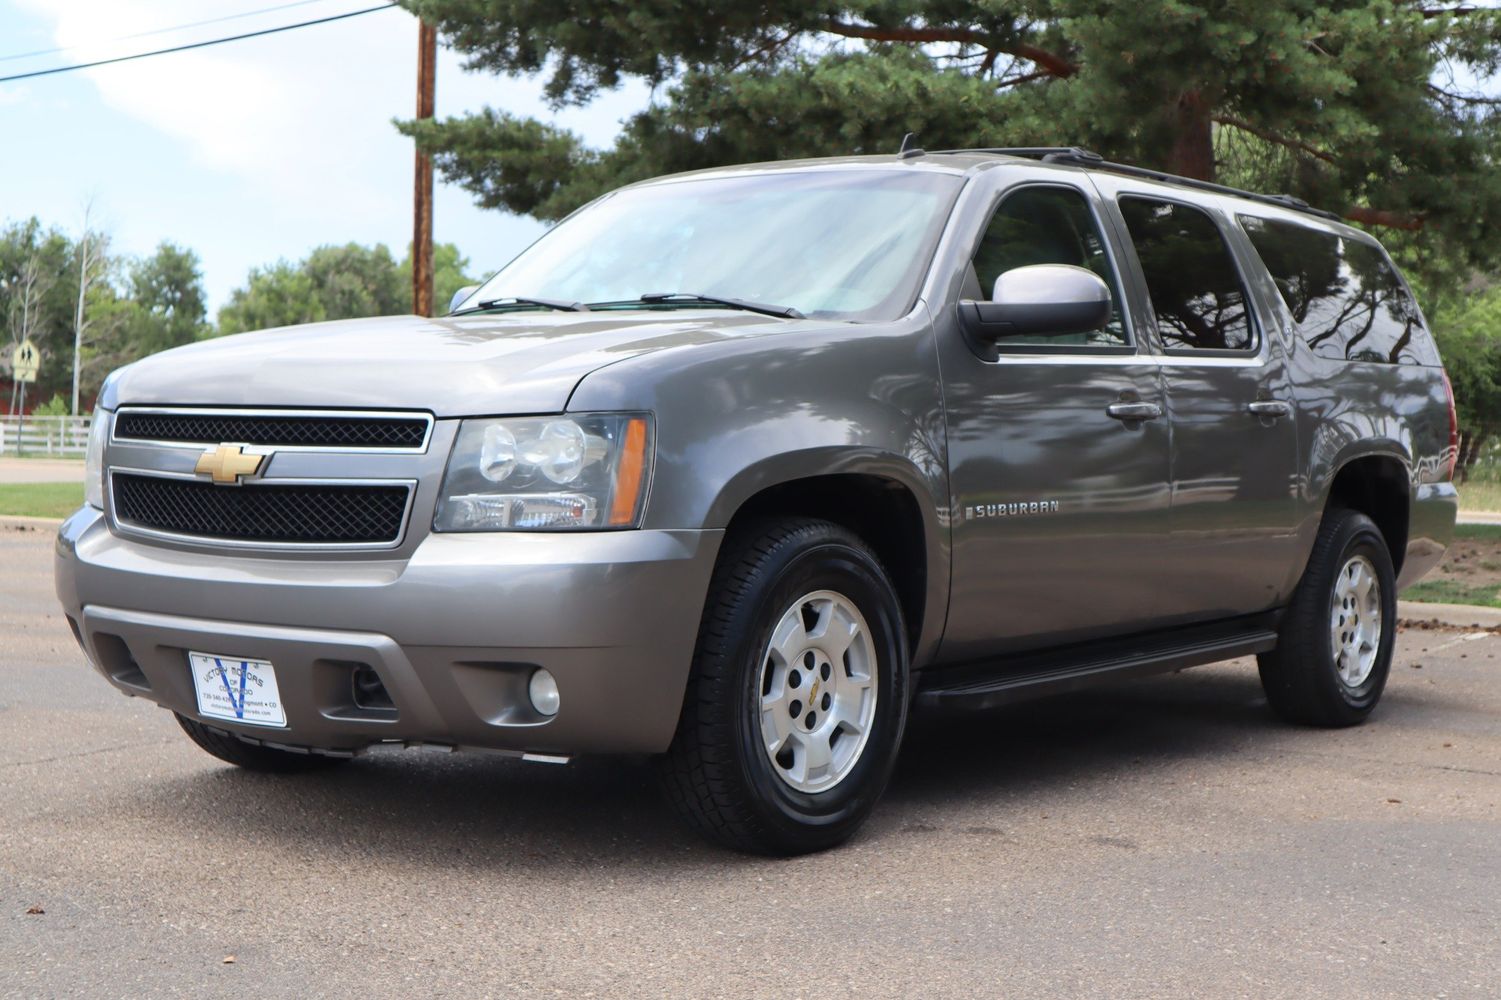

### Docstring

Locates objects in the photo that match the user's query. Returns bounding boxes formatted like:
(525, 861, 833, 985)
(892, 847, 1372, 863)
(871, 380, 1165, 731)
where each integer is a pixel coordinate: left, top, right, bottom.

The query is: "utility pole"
(412, 19, 436, 318)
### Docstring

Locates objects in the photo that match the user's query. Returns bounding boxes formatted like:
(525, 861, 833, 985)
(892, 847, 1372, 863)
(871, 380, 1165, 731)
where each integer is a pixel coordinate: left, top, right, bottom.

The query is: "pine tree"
(399, 1, 1501, 268)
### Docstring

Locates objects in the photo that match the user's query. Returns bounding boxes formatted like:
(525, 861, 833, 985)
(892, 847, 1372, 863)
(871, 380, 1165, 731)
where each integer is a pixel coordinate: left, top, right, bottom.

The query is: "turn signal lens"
(609, 418, 649, 526)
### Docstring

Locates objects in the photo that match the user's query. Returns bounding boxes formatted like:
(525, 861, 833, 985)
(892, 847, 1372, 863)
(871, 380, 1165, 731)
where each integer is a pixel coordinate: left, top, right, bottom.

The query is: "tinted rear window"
(1239, 216, 1430, 365)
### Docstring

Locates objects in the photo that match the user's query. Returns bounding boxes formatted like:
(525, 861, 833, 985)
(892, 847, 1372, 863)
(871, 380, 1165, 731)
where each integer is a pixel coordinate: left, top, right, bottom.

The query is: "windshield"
(467, 168, 964, 321)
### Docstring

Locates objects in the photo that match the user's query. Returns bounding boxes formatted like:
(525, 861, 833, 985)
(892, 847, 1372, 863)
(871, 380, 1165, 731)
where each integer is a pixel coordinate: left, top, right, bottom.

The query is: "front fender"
(568, 313, 951, 663)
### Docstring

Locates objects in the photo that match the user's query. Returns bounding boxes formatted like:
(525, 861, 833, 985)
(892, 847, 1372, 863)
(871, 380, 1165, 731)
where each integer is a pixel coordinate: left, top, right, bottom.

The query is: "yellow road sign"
(11, 340, 39, 383)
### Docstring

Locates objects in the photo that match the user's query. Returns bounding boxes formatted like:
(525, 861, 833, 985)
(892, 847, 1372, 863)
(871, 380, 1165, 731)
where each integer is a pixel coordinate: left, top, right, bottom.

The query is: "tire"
(658, 518, 910, 855)
(175, 713, 350, 773)
(1258, 508, 1397, 727)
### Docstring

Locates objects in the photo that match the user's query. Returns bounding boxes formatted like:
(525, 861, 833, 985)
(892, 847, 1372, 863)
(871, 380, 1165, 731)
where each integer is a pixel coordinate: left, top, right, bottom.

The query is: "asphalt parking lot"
(2, 523, 1498, 999)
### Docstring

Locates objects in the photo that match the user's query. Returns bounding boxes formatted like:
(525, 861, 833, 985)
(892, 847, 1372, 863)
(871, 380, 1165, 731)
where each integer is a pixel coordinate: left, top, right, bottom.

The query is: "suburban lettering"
(964, 500, 1061, 520)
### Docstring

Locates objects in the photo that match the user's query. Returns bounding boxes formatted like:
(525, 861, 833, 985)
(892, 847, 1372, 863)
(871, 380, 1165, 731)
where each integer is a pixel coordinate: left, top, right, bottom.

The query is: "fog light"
(351, 663, 395, 712)
(528, 669, 560, 716)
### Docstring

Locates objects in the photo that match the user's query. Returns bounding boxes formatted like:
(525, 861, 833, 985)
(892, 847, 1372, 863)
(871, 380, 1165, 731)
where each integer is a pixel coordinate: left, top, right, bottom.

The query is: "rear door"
(1092, 179, 1302, 618)
(936, 171, 1177, 661)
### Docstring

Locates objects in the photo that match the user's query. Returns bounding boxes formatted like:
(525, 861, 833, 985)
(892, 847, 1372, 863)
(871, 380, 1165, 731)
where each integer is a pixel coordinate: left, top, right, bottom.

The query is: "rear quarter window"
(1239, 215, 1434, 365)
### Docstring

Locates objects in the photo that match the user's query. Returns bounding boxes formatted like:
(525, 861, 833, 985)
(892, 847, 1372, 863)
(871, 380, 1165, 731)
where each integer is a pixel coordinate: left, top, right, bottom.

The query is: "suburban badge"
(965, 499, 1061, 520)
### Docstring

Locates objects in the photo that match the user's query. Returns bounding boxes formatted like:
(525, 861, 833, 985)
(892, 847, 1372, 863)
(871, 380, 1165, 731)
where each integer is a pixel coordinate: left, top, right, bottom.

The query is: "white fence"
(0, 414, 93, 457)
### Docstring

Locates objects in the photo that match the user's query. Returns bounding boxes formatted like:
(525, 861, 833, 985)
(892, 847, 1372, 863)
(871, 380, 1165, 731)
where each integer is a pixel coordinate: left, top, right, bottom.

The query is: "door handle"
(1247, 400, 1293, 420)
(1106, 402, 1163, 421)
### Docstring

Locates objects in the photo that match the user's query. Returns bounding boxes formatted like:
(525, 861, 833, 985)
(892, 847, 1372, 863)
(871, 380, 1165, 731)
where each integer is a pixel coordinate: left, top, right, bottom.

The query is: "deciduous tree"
(2, 218, 77, 410)
(1430, 281, 1501, 479)
(126, 242, 209, 355)
(218, 241, 476, 334)
(399, 240, 480, 314)
(218, 243, 406, 334)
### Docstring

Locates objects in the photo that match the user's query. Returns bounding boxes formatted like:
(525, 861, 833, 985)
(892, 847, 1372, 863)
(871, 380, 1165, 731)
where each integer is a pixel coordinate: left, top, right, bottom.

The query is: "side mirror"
(957, 264, 1111, 341)
(448, 285, 481, 314)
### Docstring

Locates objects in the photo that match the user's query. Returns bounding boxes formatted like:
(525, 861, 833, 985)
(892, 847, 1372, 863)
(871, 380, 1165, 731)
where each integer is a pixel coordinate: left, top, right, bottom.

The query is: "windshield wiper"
(598, 292, 804, 320)
(455, 296, 590, 314)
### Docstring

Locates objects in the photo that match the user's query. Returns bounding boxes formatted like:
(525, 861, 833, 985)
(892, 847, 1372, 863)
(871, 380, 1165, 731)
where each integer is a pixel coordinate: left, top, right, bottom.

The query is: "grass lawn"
(1402, 578, 1501, 608)
(1456, 481, 1501, 513)
(1403, 523, 1501, 608)
(0, 482, 84, 519)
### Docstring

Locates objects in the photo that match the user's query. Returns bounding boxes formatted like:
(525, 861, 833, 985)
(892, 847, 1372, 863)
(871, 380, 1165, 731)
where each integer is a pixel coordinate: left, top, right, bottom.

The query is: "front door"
(937, 177, 1177, 662)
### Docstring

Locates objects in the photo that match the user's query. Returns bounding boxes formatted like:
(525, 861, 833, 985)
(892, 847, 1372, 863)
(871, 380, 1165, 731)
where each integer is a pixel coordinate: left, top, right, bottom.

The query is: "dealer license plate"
(188, 652, 287, 728)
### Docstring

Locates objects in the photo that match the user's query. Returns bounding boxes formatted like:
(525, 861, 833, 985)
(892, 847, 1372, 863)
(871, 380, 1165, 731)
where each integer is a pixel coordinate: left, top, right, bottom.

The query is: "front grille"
(112, 474, 410, 545)
(114, 410, 430, 450)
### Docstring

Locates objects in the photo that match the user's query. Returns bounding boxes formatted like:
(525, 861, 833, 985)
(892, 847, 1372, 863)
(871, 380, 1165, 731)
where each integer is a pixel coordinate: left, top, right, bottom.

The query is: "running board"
(916, 617, 1280, 712)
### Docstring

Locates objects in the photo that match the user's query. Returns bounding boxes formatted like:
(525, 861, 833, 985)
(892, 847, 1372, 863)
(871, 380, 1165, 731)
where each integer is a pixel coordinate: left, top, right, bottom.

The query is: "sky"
(0, 0, 650, 311)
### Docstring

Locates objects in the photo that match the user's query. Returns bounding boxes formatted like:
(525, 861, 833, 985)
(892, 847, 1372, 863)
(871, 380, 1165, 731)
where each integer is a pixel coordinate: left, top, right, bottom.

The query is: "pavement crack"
(0, 738, 176, 769)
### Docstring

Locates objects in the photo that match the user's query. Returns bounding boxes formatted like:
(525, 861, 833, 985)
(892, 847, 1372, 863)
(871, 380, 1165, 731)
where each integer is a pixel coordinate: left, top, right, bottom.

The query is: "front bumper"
(55, 507, 723, 756)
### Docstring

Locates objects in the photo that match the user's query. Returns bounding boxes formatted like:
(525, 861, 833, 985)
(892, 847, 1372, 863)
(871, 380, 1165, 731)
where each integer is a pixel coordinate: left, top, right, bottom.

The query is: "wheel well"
(1326, 456, 1409, 574)
(727, 474, 927, 652)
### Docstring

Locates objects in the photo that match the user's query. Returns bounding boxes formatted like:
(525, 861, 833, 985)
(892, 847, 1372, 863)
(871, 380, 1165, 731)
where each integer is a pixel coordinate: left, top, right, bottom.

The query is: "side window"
(1239, 215, 1428, 364)
(1118, 197, 1255, 352)
(969, 186, 1129, 348)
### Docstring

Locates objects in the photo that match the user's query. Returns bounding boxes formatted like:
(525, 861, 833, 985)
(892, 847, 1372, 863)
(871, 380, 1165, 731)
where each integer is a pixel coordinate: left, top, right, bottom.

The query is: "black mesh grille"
(114, 410, 429, 449)
(113, 474, 409, 544)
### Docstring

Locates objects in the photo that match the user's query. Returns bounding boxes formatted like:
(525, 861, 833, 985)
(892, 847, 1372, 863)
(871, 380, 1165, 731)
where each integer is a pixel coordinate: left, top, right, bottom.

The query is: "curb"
(1398, 600, 1501, 630)
(0, 515, 64, 530)
(1457, 511, 1501, 526)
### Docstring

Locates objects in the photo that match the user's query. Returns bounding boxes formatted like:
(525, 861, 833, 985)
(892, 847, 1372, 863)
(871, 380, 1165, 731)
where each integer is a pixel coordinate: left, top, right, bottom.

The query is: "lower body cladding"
(54, 507, 724, 757)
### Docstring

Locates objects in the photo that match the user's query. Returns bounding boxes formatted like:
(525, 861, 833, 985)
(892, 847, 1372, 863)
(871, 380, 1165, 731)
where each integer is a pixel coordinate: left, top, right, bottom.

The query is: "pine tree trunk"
(1460, 430, 1488, 484)
(1457, 429, 1483, 484)
(1166, 89, 1215, 181)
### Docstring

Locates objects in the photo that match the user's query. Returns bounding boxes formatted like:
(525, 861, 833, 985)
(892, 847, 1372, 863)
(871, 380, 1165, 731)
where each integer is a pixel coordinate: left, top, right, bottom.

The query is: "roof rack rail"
(933, 145, 1105, 164)
(927, 146, 1343, 223)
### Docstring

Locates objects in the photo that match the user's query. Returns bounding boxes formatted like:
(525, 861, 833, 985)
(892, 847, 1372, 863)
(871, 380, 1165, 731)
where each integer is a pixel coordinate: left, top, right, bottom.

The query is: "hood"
(105, 310, 801, 416)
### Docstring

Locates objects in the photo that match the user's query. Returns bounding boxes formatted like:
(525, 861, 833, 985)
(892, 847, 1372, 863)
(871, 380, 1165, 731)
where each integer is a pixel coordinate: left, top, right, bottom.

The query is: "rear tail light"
(1442, 370, 1459, 481)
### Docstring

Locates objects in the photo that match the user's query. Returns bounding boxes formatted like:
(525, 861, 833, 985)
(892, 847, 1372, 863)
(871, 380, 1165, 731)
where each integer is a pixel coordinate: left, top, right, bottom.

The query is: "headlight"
(434, 414, 652, 531)
(84, 410, 110, 510)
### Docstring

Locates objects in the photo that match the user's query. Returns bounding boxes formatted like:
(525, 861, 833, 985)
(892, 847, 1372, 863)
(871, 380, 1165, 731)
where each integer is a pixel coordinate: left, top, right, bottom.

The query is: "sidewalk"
(0, 457, 85, 484)
(1398, 600, 1501, 629)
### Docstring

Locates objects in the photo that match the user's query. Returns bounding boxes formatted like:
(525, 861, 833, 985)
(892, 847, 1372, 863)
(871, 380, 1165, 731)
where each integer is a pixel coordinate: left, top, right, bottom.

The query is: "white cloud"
(17, 1, 643, 196)
(0, 84, 30, 106)
(10, 0, 649, 306)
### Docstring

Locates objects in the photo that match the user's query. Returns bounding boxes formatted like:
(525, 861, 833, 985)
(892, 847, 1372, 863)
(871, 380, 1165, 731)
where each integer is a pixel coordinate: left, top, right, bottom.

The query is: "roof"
(924, 146, 1343, 223)
(628, 147, 1349, 229)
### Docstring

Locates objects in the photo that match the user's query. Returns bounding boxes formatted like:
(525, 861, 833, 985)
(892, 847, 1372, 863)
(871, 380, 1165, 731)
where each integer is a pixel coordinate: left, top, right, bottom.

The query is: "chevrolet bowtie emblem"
(195, 444, 266, 484)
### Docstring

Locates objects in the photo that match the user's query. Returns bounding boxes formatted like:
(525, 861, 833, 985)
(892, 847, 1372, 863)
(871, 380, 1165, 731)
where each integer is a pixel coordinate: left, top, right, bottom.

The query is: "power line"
(0, 0, 344, 64)
(0, 4, 399, 85)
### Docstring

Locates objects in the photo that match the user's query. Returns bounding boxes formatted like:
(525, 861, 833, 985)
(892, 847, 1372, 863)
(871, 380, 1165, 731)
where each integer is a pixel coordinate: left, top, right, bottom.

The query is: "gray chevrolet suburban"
(54, 147, 1459, 854)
